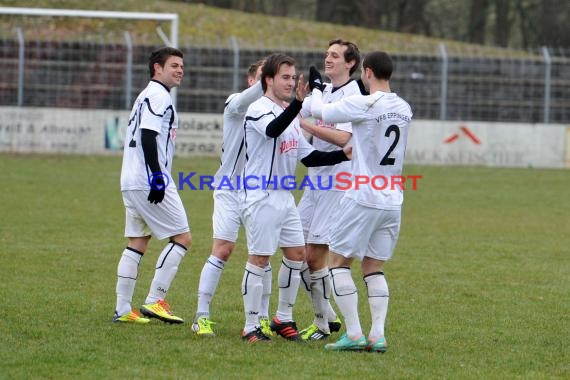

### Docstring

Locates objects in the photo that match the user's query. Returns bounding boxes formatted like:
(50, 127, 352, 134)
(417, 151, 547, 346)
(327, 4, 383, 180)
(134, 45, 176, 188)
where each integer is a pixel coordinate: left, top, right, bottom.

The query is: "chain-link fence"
(1, 29, 569, 123)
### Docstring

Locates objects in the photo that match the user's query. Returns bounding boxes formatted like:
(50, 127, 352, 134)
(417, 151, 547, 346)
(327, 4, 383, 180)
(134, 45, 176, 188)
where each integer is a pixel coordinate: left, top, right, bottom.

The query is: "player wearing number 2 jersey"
(310, 51, 412, 352)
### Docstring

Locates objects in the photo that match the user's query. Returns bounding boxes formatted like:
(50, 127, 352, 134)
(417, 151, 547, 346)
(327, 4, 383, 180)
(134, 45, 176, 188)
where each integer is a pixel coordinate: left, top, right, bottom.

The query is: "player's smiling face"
(269, 63, 296, 103)
(154, 56, 184, 89)
(324, 44, 350, 81)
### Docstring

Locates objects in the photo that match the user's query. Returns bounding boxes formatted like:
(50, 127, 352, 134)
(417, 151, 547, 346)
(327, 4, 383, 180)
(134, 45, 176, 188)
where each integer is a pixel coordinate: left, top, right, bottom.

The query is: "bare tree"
(493, 0, 512, 47)
(468, 0, 488, 43)
(396, 0, 430, 34)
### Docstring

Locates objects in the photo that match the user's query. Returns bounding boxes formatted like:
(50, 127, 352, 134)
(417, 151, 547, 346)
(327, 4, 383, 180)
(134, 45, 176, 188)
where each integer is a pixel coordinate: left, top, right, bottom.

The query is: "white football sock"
(364, 272, 389, 340)
(115, 247, 143, 316)
(195, 255, 226, 320)
(260, 263, 272, 318)
(145, 241, 187, 304)
(310, 267, 332, 332)
(275, 257, 303, 322)
(242, 262, 264, 334)
(300, 261, 312, 299)
(330, 267, 362, 339)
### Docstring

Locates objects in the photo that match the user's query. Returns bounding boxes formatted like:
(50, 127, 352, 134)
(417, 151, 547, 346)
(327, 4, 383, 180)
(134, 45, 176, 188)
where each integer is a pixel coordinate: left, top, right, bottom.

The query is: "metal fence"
(1, 29, 569, 123)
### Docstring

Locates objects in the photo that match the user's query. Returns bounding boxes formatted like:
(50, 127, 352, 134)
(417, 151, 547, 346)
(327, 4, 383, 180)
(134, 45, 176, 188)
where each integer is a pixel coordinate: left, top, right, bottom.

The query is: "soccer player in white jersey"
(191, 60, 274, 337)
(113, 47, 192, 324)
(239, 53, 352, 343)
(296, 39, 362, 341)
(310, 51, 413, 352)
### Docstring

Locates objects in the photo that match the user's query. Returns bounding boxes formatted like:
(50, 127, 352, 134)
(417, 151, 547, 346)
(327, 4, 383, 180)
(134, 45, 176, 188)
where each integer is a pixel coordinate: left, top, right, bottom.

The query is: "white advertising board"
(1, 107, 568, 169)
(406, 121, 570, 169)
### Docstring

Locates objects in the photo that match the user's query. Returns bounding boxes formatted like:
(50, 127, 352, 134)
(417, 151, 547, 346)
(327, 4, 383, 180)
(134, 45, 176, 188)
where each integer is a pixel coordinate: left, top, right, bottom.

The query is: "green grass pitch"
(0, 154, 568, 379)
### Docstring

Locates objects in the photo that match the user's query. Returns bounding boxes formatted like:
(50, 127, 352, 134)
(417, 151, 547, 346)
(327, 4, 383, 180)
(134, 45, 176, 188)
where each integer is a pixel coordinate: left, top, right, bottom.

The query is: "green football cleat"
(192, 316, 216, 336)
(367, 336, 388, 353)
(324, 333, 367, 351)
(259, 317, 274, 337)
(113, 310, 150, 324)
(140, 300, 184, 324)
(300, 324, 330, 341)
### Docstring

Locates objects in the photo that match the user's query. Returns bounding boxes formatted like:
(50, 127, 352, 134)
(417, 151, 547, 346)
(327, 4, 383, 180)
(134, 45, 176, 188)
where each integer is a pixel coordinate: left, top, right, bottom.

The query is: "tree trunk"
(468, 0, 488, 44)
(494, 0, 511, 47)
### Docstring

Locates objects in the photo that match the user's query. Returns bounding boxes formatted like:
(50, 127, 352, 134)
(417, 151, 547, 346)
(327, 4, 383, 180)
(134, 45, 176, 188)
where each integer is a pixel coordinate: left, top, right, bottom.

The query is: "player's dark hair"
(362, 51, 393, 81)
(328, 39, 361, 76)
(247, 59, 264, 78)
(149, 47, 184, 78)
(261, 53, 296, 93)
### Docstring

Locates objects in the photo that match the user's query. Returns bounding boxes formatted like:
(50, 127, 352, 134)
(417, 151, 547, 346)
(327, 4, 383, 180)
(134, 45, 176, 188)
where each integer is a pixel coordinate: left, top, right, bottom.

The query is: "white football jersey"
(214, 81, 263, 190)
(121, 80, 178, 191)
(242, 96, 315, 203)
(312, 90, 412, 209)
(301, 80, 361, 190)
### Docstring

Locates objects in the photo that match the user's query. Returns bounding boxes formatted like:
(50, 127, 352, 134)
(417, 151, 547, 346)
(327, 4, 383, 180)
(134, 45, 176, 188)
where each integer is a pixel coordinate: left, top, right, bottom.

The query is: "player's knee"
(283, 246, 305, 262)
(172, 232, 192, 249)
(212, 240, 235, 261)
(305, 250, 327, 270)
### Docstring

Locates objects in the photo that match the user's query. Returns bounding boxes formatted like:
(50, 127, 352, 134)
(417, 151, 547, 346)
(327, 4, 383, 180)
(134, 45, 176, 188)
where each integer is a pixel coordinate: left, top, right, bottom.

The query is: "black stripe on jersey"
(229, 137, 245, 179)
(268, 138, 277, 182)
(365, 93, 385, 112)
(164, 105, 175, 168)
(128, 98, 166, 148)
(243, 110, 276, 174)
(331, 78, 355, 93)
(151, 79, 171, 93)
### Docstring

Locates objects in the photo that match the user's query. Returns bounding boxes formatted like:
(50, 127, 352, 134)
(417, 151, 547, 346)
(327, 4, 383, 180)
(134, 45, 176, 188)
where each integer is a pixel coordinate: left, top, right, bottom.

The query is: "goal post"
(0, 7, 178, 47)
(0, 7, 180, 104)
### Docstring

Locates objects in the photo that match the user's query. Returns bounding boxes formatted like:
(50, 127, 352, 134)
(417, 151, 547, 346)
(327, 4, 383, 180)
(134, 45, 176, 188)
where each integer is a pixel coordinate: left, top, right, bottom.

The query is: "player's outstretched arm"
(265, 99, 303, 138)
(299, 118, 351, 147)
(226, 81, 263, 115)
(265, 74, 309, 138)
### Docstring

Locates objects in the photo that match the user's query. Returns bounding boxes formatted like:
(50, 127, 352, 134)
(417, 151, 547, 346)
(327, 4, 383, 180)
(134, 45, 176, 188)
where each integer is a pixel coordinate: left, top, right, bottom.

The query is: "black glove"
(309, 66, 325, 92)
(148, 175, 166, 204)
(356, 79, 369, 95)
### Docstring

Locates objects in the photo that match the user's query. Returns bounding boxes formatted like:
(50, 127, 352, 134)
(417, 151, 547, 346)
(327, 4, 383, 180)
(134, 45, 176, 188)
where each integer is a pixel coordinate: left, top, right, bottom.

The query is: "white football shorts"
(329, 197, 401, 261)
(241, 190, 305, 256)
(123, 187, 190, 241)
(298, 189, 345, 244)
(212, 190, 242, 242)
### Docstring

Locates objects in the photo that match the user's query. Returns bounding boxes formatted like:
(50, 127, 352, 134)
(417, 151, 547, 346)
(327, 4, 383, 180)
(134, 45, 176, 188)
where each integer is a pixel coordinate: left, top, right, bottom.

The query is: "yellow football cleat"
(113, 310, 150, 324)
(140, 300, 184, 324)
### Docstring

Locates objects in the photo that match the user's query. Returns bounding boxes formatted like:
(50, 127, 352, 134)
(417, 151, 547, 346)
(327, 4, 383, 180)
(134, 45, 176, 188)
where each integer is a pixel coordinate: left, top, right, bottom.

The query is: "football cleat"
(242, 327, 272, 344)
(300, 324, 330, 341)
(191, 316, 216, 336)
(269, 316, 301, 341)
(140, 300, 184, 324)
(112, 310, 150, 324)
(328, 317, 342, 333)
(259, 317, 274, 337)
(367, 336, 388, 353)
(324, 333, 367, 351)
